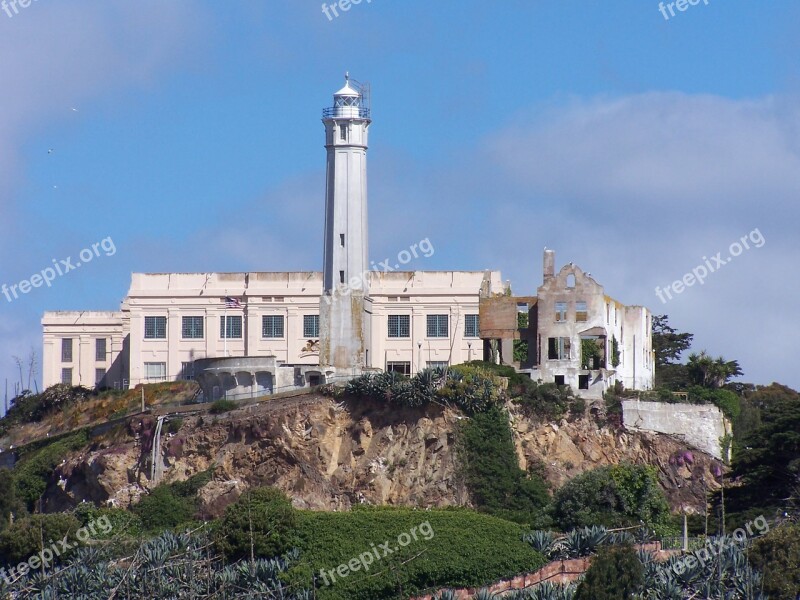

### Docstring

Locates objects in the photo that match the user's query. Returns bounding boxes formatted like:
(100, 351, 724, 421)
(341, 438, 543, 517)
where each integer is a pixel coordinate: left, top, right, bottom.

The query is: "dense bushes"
(12, 430, 89, 510)
(0, 513, 82, 566)
(344, 366, 501, 414)
(512, 378, 581, 422)
(574, 543, 644, 600)
(0, 385, 91, 434)
(749, 522, 800, 599)
(131, 469, 212, 531)
(457, 406, 550, 526)
(552, 464, 674, 536)
(209, 399, 237, 414)
(216, 487, 299, 561)
(293, 507, 546, 600)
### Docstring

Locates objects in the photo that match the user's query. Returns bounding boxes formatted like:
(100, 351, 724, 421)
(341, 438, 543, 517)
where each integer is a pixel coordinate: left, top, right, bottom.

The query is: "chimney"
(543, 248, 555, 282)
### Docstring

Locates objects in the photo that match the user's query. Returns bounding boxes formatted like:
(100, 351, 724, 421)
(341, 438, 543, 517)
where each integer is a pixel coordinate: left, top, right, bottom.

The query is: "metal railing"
(322, 106, 370, 119)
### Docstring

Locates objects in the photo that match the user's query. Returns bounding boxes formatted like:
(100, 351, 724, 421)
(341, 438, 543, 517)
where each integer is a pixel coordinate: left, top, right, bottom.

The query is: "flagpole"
(224, 306, 228, 357)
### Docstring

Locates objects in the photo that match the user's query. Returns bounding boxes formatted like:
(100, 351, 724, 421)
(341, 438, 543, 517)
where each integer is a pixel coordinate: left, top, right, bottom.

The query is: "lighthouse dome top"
(334, 75, 360, 97)
(323, 73, 370, 120)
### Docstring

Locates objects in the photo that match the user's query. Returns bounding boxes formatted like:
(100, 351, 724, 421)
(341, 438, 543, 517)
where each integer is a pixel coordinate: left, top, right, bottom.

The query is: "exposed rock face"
(43, 394, 722, 516)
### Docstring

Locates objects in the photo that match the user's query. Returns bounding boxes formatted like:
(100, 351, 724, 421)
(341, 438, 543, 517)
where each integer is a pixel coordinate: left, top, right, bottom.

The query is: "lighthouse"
(319, 74, 371, 372)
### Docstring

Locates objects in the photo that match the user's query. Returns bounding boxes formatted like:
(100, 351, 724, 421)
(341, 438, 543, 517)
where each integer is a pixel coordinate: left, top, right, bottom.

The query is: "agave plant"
(522, 530, 557, 555)
(433, 591, 459, 600)
(472, 589, 498, 600)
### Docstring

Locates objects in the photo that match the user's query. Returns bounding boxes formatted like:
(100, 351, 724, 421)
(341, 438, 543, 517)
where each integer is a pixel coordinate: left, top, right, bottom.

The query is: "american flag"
(223, 296, 242, 309)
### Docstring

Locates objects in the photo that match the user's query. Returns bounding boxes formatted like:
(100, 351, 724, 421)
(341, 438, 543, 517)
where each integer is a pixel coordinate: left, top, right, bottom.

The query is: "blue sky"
(1, 0, 799, 403)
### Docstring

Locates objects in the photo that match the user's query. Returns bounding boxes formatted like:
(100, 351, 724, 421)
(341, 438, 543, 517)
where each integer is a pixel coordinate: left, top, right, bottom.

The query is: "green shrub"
(0, 513, 82, 567)
(209, 399, 237, 414)
(512, 380, 574, 421)
(687, 386, 741, 419)
(131, 469, 212, 531)
(457, 406, 549, 525)
(12, 430, 89, 510)
(552, 464, 674, 536)
(72, 504, 142, 538)
(216, 487, 298, 561)
(0, 468, 26, 530)
(166, 417, 183, 434)
(574, 543, 644, 600)
(749, 522, 800, 599)
(292, 507, 545, 600)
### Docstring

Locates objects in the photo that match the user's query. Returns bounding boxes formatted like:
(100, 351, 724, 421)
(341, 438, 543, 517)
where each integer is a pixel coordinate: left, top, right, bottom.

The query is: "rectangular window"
(181, 361, 194, 380)
(578, 374, 589, 390)
(339, 124, 347, 141)
(576, 301, 588, 322)
(547, 337, 571, 360)
(144, 316, 167, 339)
(95, 368, 106, 386)
(555, 302, 568, 322)
(387, 315, 410, 338)
(262, 315, 285, 338)
(427, 361, 449, 369)
(182, 316, 204, 339)
(340, 270, 345, 284)
(61, 338, 73, 362)
(427, 314, 449, 338)
(340, 234, 345, 247)
(61, 368, 72, 385)
(554, 375, 565, 386)
(95, 338, 107, 361)
(303, 315, 320, 338)
(464, 314, 479, 338)
(144, 362, 166, 381)
(220, 315, 243, 339)
(386, 361, 411, 376)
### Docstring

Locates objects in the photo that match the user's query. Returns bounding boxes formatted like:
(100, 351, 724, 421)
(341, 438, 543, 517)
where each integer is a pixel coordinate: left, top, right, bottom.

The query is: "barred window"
(304, 315, 319, 338)
(182, 316, 204, 339)
(61, 368, 72, 385)
(145, 316, 167, 339)
(262, 315, 285, 338)
(464, 314, 479, 338)
(387, 315, 410, 338)
(61, 338, 73, 362)
(426, 314, 448, 338)
(95, 338, 107, 361)
(144, 362, 166, 380)
(95, 368, 106, 386)
(386, 361, 411, 376)
(220, 315, 243, 339)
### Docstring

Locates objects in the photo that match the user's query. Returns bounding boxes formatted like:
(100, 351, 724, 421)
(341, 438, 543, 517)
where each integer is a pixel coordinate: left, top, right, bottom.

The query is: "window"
(464, 314, 479, 338)
(576, 301, 588, 322)
(95, 368, 106, 386)
(566, 273, 576, 288)
(182, 316, 204, 339)
(95, 338, 107, 361)
(181, 362, 194, 380)
(387, 315, 410, 338)
(304, 315, 320, 338)
(578, 374, 589, 390)
(339, 124, 348, 141)
(548, 337, 571, 360)
(145, 316, 167, 339)
(220, 315, 242, 339)
(340, 270, 345, 284)
(340, 234, 345, 247)
(144, 362, 166, 381)
(427, 314, 448, 338)
(61, 368, 72, 385)
(262, 315, 285, 338)
(554, 375, 565, 386)
(386, 361, 411, 376)
(61, 338, 73, 362)
(555, 302, 568, 322)
(427, 361, 449, 369)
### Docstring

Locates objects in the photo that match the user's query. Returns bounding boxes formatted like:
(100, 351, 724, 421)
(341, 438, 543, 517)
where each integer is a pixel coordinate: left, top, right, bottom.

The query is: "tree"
(749, 522, 800, 599)
(687, 351, 742, 388)
(216, 487, 298, 561)
(552, 464, 673, 535)
(574, 543, 644, 600)
(651, 315, 693, 367)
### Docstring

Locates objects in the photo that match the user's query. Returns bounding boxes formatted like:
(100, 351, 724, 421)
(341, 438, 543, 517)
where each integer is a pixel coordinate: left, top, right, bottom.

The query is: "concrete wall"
(622, 400, 730, 460)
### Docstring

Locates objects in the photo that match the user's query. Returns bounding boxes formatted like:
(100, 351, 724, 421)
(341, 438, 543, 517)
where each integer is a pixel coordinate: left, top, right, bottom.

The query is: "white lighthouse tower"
(319, 74, 371, 372)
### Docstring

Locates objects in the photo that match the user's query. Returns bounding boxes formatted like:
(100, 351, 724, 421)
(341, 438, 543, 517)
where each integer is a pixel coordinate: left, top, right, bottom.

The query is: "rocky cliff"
(42, 393, 721, 516)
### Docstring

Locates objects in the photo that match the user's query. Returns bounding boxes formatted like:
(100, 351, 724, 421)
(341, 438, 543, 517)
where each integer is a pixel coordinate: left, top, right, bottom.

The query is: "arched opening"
(566, 273, 576, 288)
